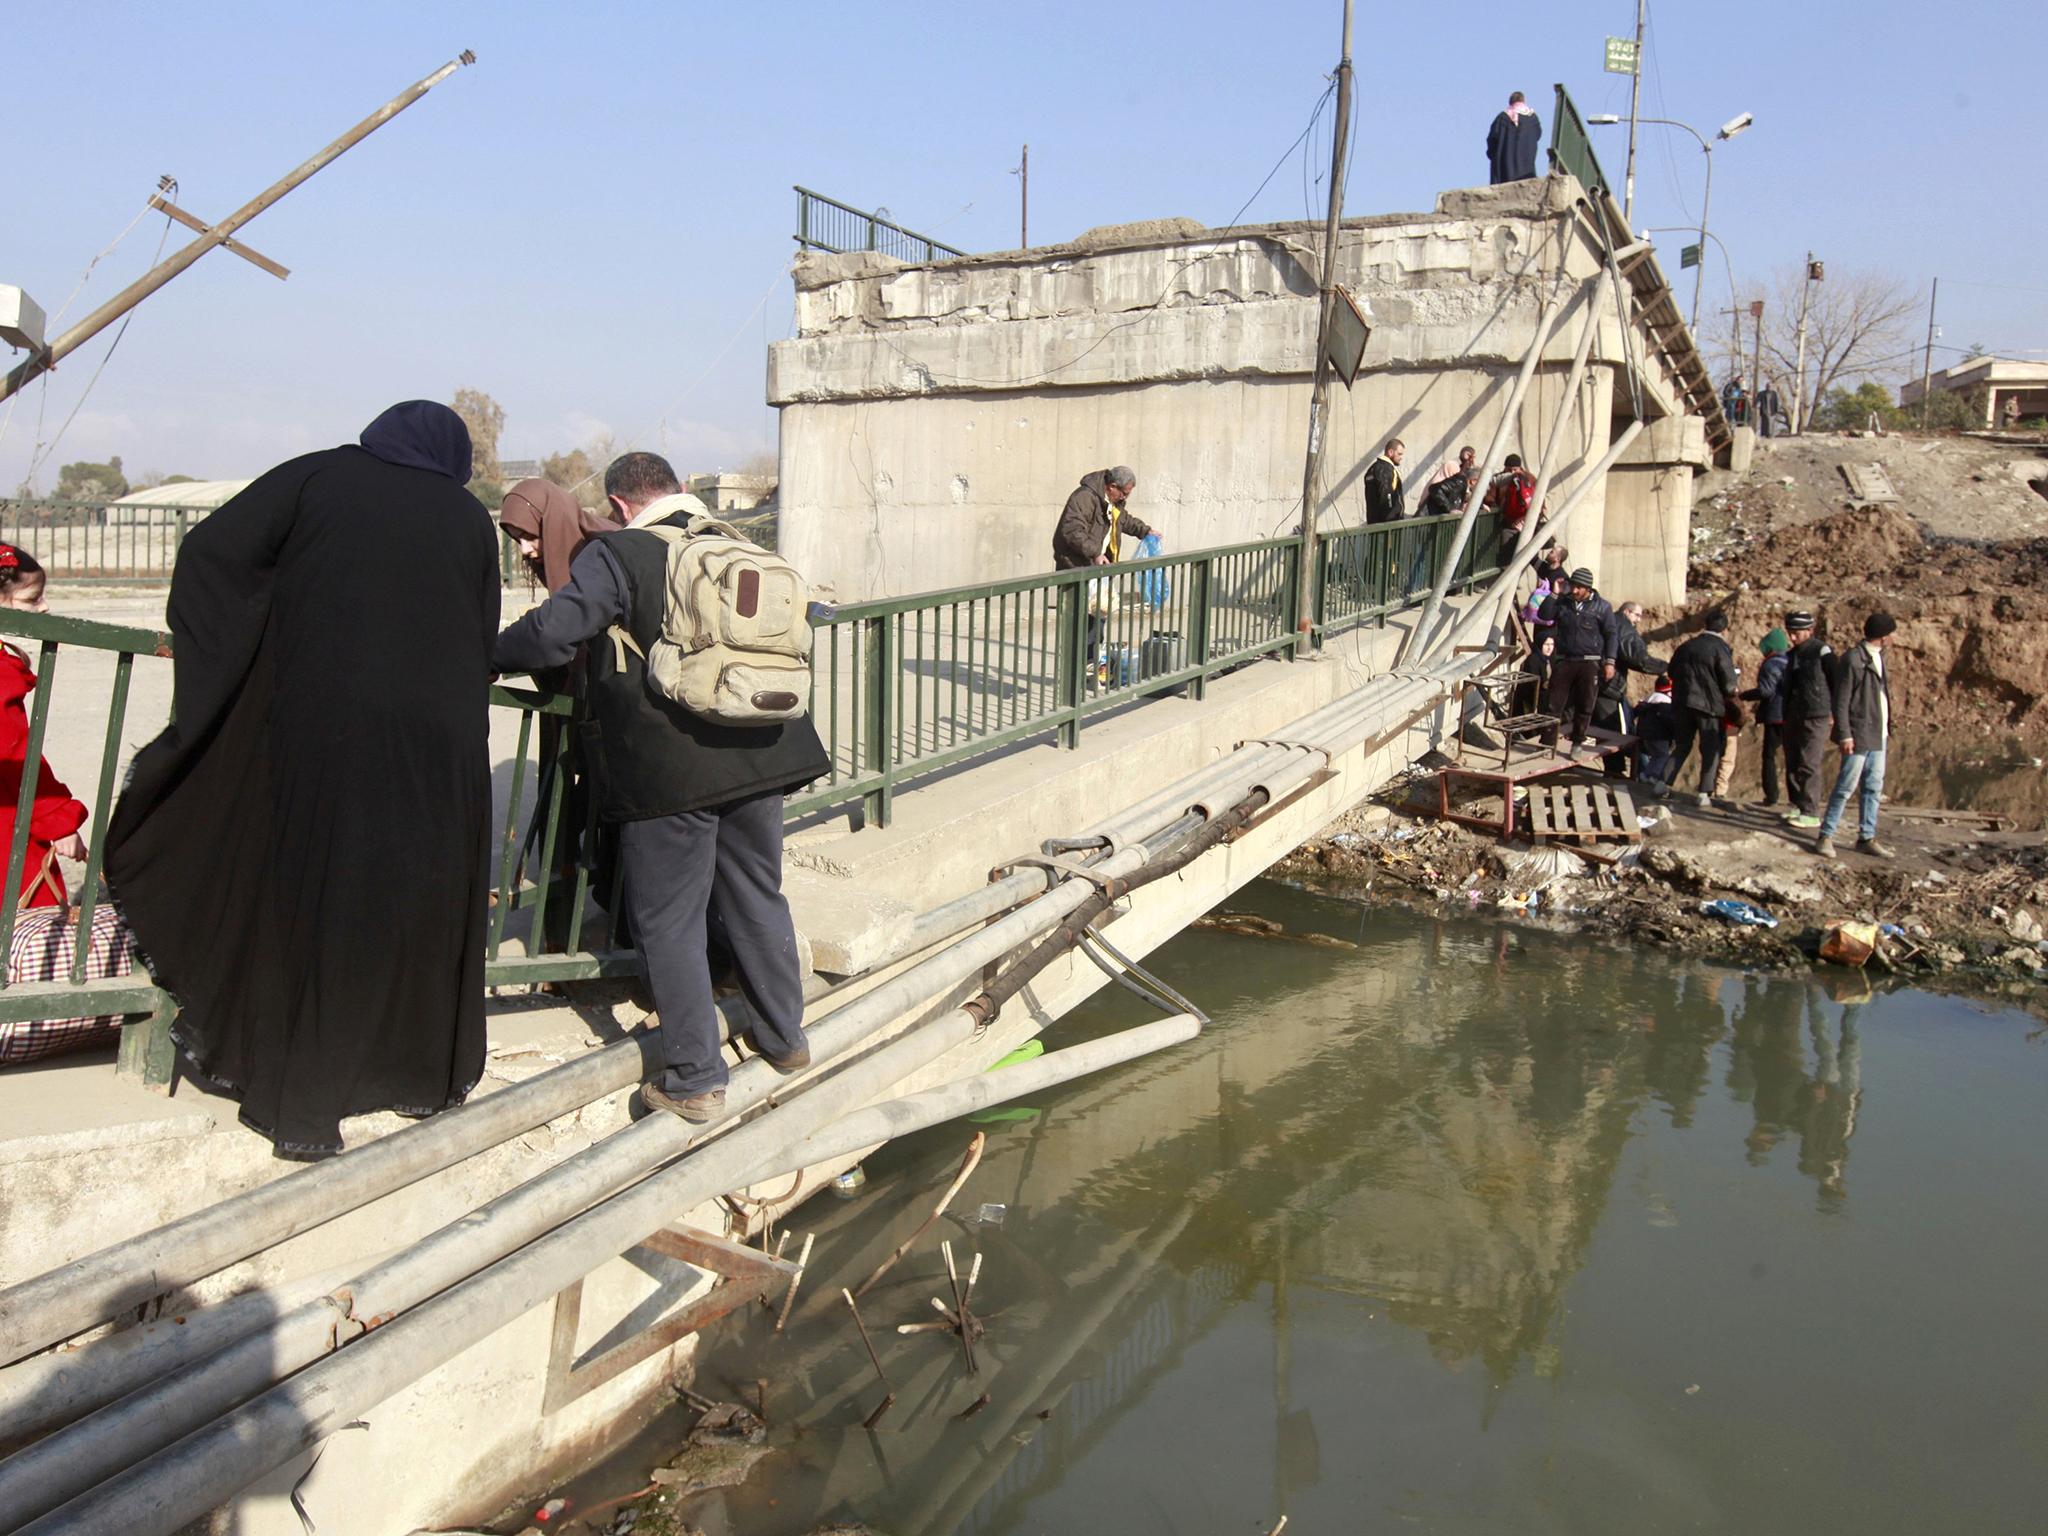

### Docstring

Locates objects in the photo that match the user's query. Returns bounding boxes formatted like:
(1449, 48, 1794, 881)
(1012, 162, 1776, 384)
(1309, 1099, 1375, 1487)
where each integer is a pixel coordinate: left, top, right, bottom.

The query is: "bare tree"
(450, 388, 505, 487)
(1746, 266, 1919, 430)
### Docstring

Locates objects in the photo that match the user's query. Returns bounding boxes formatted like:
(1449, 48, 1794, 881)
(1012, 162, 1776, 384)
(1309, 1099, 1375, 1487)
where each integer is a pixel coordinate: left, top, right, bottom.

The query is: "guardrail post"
(1187, 558, 1213, 702)
(861, 613, 896, 828)
(118, 994, 179, 1088)
(1055, 580, 1085, 748)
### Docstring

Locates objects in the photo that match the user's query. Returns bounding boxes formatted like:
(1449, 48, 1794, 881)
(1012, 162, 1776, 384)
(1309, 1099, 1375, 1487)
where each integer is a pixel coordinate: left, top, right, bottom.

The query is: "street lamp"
(1586, 112, 1752, 334)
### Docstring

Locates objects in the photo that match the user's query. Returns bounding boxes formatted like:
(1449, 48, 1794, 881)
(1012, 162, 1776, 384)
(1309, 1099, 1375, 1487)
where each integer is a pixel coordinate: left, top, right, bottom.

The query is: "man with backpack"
(492, 452, 827, 1124)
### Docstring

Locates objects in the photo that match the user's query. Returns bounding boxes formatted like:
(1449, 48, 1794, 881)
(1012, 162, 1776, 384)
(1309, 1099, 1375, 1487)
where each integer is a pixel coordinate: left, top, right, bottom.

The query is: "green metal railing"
(1549, 83, 1611, 199)
(794, 186, 965, 263)
(0, 511, 1503, 1074)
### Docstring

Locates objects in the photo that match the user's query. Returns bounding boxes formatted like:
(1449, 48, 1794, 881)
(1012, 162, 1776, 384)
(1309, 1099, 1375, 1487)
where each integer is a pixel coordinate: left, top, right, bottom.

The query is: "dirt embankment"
(1272, 776, 2048, 1010)
(1657, 431, 2048, 741)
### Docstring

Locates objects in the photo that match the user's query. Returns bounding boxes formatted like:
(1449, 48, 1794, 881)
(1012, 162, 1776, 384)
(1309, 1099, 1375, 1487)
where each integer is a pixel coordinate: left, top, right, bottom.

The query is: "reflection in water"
(640, 888, 2047, 1536)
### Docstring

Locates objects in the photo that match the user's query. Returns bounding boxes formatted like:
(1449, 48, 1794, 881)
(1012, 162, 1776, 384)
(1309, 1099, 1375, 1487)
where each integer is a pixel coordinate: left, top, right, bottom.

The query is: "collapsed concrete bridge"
(0, 172, 1729, 1536)
(771, 175, 1727, 606)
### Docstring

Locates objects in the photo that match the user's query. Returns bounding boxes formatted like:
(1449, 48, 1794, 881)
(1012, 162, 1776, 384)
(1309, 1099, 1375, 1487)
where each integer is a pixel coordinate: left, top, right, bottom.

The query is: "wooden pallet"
(1840, 462, 1899, 505)
(1526, 781, 1643, 843)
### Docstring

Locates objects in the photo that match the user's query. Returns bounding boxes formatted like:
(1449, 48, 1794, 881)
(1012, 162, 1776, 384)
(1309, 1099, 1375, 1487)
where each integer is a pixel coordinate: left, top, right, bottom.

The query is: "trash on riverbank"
(1820, 921, 1881, 967)
(1702, 898, 1779, 929)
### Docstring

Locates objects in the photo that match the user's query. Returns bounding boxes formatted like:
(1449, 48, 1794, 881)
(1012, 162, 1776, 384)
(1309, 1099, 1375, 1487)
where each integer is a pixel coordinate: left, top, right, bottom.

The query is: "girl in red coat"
(0, 545, 87, 906)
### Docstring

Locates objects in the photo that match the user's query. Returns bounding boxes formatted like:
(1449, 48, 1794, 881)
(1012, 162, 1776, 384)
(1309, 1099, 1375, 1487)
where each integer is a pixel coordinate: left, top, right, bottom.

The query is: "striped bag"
(0, 855, 142, 1065)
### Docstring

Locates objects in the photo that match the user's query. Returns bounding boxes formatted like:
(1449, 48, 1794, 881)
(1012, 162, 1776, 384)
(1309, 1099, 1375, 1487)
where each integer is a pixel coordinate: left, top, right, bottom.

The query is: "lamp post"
(1587, 112, 1751, 334)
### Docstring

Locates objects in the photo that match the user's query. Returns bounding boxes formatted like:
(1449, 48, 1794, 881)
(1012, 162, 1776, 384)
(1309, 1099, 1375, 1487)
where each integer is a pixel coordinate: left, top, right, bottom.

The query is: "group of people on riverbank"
(1522, 568, 1898, 860)
(0, 403, 823, 1160)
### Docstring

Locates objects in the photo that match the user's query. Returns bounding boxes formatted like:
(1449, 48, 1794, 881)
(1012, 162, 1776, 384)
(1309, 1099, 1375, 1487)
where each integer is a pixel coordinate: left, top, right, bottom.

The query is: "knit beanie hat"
(1864, 612, 1898, 640)
(1760, 627, 1789, 656)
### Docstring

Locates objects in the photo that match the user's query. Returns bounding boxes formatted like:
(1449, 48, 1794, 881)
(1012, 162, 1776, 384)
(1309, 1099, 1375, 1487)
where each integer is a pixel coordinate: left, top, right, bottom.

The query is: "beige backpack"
(609, 518, 812, 726)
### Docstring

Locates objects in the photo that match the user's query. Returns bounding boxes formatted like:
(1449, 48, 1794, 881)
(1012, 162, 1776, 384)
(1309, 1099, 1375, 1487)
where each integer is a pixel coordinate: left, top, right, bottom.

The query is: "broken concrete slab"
(783, 865, 917, 977)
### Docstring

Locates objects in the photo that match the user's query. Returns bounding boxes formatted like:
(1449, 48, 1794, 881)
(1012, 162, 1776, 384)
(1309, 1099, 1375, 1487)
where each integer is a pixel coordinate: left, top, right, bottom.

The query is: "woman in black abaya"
(106, 401, 499, 1158)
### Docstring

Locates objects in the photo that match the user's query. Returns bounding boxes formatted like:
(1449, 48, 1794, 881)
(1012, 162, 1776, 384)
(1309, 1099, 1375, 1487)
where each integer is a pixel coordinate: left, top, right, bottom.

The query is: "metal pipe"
(13, 1016, 1210, 1536)
(0, 807, 1226, 1522)
(0, 740, 1238, 1368)
(748, 1015, 1202, 1191)
(0, 53, 477, 405)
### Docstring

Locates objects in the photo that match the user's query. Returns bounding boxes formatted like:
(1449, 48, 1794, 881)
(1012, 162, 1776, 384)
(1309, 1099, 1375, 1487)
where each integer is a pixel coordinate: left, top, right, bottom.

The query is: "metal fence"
(1549, 82, 1611, 198)
(0, 511, 1502, 1073)
(794, 185, 965, 263)
(0, 500, 210, 582)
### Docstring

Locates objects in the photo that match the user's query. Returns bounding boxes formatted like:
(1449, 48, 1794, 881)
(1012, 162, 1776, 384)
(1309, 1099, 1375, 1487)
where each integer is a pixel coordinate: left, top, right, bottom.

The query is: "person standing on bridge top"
(1053, 465, 1156, 671)
(104, 401, 500, 1159)
(1814, 613, 1897, 861)
(1538, 566, 1618, 759)
(1486, 91, 1543, 184)
(492, 452, 827, 1124)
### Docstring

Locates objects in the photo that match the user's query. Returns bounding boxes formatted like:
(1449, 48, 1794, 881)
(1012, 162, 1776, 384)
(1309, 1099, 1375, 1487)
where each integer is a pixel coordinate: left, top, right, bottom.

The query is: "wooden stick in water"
(852, 1133, 986, 1300)
(774, 1232, 816, 1333)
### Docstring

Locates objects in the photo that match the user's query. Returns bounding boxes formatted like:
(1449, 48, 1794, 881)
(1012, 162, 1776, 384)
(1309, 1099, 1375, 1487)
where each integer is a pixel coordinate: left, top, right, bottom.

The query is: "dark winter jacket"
(1422, 471, 1472, 518)
(1782, 636, 1835, 722)
(1744, 651, 1790, 725)
(1539, 589, 1619, 661)
(493, 506, 830, 821)
(1364, 456, 1406, 524)
(1832, 641, 1892, 751)
(1669, 631, 1740, 718)
(1052, 470, 1153, 571)
(1487, 109, 1542, 183)
(1598, 614, 1668, 702)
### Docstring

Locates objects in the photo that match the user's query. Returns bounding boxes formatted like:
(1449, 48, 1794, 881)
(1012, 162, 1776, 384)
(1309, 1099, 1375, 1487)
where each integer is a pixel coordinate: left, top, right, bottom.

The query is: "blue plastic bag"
(1699, 898, 1778, 929)
(1136, 532, 1171, 610)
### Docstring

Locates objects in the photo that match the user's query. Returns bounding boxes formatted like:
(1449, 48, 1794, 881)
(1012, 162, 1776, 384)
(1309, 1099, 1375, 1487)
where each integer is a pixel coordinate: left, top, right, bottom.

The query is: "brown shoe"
(642, 1083, 726, 1123)
(1813, 835, 1836, 860)
(761, 1044, 813, 1076)
(1855, 838, 1897, 860)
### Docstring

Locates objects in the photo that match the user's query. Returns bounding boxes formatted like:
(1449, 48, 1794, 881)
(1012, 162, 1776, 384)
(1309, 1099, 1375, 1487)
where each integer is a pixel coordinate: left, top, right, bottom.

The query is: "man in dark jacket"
(1486, 92, 1543, 183)
(493, 452, 828, 1123)
(1538, 566, 1617, 757)
(1363, 439, 1406, 524)
(1665, 611, 1740, 806)
(1815, 612, 1897, 860)
(1593, 600, 1668, 777)
(1741, 628, 1792, 807)
(1779, 610, 1833, 827)
(1053, 465, 1155, 667)
(1051, 465, 1152, 571)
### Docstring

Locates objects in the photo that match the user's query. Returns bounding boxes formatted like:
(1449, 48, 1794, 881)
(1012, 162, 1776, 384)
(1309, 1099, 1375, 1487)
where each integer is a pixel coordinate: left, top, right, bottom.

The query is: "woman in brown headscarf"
(498, 477, 619, 593)
(497, 479, 622, 951)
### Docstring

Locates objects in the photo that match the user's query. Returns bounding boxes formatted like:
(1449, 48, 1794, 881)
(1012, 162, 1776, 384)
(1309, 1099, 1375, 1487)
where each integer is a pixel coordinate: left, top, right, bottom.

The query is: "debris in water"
(974, 1201, 1008, 1225)
(851, 1132, 985, 1299)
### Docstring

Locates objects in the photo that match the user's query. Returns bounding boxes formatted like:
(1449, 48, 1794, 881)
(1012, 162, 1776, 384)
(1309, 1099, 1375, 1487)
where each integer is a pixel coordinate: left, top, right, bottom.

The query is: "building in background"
(685, 471, 776, 515)
(1899, 356, 2048, 428)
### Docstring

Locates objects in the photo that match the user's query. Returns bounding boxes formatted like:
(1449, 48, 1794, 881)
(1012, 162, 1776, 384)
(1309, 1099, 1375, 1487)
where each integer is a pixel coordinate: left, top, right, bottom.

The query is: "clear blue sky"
(5, 0, 2043, 492)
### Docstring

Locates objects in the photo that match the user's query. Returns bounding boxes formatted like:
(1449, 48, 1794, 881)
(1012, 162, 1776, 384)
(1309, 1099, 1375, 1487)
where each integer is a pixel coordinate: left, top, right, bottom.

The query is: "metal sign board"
(1604, 37, 1640, 74)
(1680, 244, 1702, 270)
(1326, 285, 1374, 388)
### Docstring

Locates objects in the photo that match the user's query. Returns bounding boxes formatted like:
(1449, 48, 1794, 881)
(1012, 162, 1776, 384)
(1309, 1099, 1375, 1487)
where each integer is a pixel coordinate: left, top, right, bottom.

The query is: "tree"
(541, 447, 594, 492)
(57, 456, 129, 500)
(1748, 265, 1920, 431)
(450, 388, 505, 489)
(1812, 381, 1901, 432)
(129, 469, 198, 493)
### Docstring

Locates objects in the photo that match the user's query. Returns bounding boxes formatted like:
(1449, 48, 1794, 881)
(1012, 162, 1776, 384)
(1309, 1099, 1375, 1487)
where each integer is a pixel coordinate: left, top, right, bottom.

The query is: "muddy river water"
(549, 881, 2048, 1536)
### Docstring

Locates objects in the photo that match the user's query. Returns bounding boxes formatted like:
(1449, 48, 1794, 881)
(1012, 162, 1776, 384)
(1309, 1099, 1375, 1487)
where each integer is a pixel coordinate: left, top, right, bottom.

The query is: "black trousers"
(619, 790, 809, 1097)
(1758, 720, 1787, 806)
(1786, 715, 1833, 815)
(1670, 707, 1726, 795)
(1545, 657, 1602, 747)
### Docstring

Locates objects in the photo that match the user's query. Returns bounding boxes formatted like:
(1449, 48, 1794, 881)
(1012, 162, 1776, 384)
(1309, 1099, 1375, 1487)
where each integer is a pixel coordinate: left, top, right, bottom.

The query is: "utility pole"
(1292, 0, 1354, 650)
(1919, 276, 1939, 426)
(1, 50, 477, 406)
(1791, 254, 1818, 434)
(1623, 0, 1646, 221)
(1750, 299, 1765, 417)
(1017, 144, 1029, 248)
